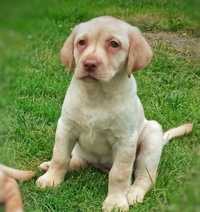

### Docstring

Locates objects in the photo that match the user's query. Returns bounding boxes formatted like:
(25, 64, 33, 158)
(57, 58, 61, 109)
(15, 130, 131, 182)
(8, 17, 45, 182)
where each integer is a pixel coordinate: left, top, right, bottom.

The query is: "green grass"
(0, 0, 200, 211)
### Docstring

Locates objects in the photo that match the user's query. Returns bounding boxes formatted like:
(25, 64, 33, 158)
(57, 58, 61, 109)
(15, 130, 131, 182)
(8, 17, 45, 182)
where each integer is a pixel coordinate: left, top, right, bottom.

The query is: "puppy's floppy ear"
(60, 27, 76, 71)
(127, 27, 153, 76)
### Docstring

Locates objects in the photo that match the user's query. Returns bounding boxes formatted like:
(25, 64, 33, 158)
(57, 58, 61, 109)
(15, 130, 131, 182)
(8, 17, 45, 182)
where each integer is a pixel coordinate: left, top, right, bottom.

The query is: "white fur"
(36, 16, 192, 211)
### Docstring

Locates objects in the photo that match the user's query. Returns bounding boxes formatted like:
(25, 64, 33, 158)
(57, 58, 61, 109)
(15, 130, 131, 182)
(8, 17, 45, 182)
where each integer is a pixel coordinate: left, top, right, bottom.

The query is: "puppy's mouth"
(79, 74, 98, 81)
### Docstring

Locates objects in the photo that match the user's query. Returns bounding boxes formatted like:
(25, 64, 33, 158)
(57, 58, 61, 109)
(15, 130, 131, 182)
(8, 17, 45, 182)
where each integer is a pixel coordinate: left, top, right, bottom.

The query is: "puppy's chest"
(78, 111, 113, 154)
(76, 108, 133, 155)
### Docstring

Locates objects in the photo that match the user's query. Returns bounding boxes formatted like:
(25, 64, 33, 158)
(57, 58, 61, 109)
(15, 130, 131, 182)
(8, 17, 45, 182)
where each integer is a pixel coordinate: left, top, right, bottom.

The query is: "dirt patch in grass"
(145, 32, 200, 63)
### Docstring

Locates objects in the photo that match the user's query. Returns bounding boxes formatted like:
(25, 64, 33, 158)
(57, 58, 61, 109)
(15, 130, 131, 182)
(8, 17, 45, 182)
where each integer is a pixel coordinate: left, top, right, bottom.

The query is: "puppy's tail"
(163, 123, 193, 145)
(0, 164, 35, 182)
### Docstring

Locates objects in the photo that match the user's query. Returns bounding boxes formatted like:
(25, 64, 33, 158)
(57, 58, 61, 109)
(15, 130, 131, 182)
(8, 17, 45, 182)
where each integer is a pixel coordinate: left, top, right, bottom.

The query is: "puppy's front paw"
(127, 186, 145, 206)
(102, 194, 129, 212)
(36, 171, 64, 188)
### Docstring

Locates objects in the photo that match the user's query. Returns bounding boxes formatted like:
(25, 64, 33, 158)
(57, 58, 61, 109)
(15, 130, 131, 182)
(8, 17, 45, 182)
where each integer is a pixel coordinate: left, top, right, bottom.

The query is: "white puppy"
(36, 16, 192, 211)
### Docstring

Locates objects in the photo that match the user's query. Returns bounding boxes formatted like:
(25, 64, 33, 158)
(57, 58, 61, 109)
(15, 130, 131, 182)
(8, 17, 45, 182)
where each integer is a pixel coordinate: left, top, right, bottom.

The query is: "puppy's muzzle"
(83, 57, 101, 73)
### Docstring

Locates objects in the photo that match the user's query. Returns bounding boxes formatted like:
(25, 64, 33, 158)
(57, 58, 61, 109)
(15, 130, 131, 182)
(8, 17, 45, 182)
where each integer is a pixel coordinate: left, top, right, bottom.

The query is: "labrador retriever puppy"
(0, 164, 35, 212)
(36, 16, 192, 211)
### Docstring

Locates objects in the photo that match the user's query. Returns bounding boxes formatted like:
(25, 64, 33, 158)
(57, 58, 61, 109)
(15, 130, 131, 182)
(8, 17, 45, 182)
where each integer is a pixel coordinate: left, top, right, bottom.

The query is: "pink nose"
(83, 58, 99, 72)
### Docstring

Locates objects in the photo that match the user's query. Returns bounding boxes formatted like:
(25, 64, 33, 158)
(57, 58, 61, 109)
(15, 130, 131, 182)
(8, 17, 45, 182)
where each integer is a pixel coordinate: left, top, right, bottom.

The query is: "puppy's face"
(73, 20, 129, 81)
(61, 16, 152, 82)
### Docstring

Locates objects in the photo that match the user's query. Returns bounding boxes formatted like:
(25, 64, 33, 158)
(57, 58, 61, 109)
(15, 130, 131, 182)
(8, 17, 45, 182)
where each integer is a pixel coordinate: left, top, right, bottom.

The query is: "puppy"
(0, 164, 35, 212)
(36, 16, 192, 211)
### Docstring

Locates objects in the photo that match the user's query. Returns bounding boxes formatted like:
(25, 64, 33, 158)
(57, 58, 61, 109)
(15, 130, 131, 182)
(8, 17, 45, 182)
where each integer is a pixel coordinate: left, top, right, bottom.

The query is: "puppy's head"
(60, 16, 152, 82)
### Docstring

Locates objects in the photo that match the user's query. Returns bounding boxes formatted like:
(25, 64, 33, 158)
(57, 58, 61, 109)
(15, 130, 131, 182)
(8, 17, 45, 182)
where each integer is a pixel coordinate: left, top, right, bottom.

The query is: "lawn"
(0, 0, 200, 211)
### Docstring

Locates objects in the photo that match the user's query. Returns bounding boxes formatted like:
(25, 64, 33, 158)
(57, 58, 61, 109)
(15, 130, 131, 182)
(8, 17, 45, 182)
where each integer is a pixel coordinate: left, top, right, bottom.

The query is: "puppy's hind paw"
(38, 161, 51, 171)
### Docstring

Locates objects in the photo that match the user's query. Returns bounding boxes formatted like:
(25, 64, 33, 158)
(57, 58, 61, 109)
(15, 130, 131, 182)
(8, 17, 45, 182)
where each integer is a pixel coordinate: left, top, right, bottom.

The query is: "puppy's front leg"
(36, 118, 76, 188)
(102, 133, 138, 212)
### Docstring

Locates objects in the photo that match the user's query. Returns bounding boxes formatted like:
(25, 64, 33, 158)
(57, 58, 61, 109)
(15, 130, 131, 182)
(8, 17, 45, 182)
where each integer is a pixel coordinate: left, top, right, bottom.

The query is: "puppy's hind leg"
(128, 120, 164, 206)
(69, 144, 88, 171)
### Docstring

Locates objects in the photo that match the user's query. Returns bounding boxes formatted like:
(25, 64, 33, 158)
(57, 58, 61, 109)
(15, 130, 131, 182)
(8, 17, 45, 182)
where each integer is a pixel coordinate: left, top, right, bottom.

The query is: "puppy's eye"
(110, 40, 120, 48)
(78, 39, 87, 46)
